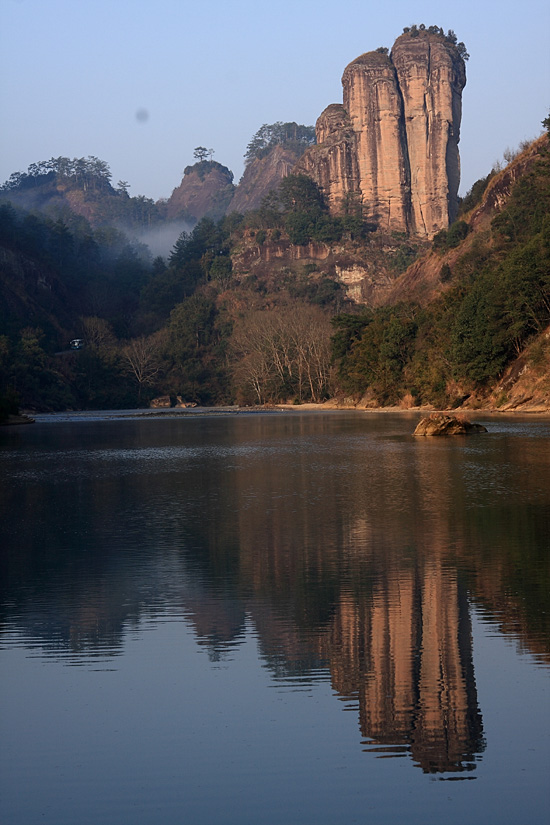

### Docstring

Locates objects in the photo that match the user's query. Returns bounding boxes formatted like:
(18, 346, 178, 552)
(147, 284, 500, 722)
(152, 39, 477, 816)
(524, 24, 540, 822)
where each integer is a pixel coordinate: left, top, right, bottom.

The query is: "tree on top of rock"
(244, 122, 315, 164)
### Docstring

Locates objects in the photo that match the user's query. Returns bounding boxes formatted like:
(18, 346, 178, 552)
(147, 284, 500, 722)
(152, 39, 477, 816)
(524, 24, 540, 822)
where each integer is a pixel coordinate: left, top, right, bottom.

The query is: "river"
(1, 410, 549, 824)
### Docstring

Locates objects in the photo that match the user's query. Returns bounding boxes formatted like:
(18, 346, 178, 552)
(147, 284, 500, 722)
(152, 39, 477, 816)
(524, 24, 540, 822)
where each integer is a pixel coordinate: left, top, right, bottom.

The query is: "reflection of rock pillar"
(412, 561, 481, 772)
(357, 561, 483, 773)
(329, 593, 363, 696)
(360, 572, 418, 742)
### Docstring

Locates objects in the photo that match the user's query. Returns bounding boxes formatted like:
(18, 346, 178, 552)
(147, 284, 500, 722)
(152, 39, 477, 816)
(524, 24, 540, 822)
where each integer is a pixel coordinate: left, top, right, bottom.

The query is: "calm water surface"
(1, 410, 549, 824)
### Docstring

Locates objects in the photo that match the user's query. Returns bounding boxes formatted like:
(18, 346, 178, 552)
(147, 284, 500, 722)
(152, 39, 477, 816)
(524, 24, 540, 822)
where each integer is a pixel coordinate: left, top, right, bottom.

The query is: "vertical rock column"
(391, 34, 466, 236)
(342, 52, 411, 233)
(296, 104, 360, 214)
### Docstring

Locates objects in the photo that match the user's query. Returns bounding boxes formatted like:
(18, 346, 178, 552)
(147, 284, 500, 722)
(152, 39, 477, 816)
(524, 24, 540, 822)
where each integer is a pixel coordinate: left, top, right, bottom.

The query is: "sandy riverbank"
(274, 400, 550, 415)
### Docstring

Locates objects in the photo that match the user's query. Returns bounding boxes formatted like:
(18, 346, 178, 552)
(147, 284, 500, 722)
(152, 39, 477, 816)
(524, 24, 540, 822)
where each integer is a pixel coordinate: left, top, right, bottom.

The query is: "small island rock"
(413, 413, 487, 436)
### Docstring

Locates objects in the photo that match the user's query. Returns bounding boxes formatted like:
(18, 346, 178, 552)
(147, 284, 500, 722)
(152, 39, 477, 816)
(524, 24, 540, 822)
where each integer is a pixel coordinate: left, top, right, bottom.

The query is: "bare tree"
(229, 305, 333, 404)
(122, 332, 164, 401)
(81, 316, 117, 353)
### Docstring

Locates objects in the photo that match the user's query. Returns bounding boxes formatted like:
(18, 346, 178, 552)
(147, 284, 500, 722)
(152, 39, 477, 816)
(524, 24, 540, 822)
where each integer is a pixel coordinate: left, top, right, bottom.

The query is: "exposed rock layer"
(296, 31, 466, 238)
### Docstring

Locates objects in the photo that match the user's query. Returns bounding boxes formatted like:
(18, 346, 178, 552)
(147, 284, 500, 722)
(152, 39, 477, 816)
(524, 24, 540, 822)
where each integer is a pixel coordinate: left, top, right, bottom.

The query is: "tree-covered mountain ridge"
(1, 130, 549, 417)
(0, 121, 317, 231)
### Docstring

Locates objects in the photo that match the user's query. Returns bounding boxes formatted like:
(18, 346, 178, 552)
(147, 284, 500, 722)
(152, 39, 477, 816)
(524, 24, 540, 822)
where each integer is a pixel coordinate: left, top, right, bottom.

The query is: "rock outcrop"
(165, 161, 235, 223)
(296, 30, 466, 238)
(229, 145, 303, 214)
(297, 104, 360, 215)
(413, 414, 487, 436)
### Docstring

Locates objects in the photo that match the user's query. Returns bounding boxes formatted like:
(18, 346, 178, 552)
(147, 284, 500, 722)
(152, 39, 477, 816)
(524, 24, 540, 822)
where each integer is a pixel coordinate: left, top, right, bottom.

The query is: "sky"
(1, 0, 549, 202)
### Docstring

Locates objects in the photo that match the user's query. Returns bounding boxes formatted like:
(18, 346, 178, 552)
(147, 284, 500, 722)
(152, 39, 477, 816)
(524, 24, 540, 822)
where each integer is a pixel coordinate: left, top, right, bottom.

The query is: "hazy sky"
(1, 0, 549, 201)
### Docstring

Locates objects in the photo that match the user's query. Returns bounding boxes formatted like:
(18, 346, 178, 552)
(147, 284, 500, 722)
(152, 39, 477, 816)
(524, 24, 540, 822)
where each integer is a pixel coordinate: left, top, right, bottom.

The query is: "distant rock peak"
(165, 161, 235, 223)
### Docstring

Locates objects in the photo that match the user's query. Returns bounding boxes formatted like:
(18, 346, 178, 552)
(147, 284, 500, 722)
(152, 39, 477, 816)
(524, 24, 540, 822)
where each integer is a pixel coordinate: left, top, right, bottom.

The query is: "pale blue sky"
(1, 0, 549, 201)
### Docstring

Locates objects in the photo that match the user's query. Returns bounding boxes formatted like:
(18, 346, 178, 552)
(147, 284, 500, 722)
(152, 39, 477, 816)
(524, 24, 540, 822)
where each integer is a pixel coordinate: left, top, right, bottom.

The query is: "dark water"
(1, 410, 549, 825)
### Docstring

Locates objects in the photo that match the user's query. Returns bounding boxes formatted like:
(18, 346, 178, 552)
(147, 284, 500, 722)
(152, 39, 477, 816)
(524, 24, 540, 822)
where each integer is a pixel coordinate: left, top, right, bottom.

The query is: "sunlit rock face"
(297, 31, 466, 238)
(342, 52, 411, 233)
(392, 33, 466, 236)
(165, 162, 235, 223)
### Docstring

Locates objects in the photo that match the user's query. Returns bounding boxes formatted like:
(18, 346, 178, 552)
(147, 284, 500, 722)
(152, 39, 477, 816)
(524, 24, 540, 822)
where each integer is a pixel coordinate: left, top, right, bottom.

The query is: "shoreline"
(273, 401, 550, 416)
(0, 413, 35, 426)
(13, 403, 550, 424)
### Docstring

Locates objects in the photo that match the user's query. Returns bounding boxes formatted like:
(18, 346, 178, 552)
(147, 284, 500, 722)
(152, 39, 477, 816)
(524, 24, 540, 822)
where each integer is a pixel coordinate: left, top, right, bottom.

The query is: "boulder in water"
(413, 413, 487, 436)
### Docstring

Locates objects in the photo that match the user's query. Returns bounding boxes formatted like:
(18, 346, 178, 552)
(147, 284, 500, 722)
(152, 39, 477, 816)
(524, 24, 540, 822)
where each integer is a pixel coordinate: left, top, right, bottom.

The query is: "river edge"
(9, 402, 550, 425)
(275, 401, 550, 415)
(0, 413, 35, 426)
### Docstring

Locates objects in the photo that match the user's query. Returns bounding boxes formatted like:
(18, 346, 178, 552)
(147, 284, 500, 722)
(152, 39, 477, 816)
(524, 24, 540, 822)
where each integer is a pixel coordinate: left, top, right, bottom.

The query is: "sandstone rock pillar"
(391, 34, 466, 236)
(342, 52, 411, 233)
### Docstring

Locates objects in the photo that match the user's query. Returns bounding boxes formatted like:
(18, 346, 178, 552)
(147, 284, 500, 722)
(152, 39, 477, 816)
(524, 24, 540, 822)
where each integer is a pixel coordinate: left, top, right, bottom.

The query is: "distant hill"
(229, 121, 315, 213)
(165, 123, 316, 222)
(0, 155, 162, 231)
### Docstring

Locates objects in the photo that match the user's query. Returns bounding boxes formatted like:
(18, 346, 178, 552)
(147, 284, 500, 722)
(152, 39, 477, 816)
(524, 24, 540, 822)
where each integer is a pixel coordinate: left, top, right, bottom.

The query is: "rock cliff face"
(297, 104, 360, 214)
(296, 31, 466, 238)
(229, 145, 303, 214)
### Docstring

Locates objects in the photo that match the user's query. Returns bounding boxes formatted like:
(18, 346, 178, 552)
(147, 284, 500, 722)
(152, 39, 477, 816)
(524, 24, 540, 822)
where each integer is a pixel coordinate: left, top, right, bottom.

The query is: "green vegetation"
(432, 220, 470, 251)
(244, 122, 315, 164)
(459, 171, 496, 215)
(182, 159, 234, 183)
(331, 306, 418, 404)
(193, 147, 214, 162)
(0, 200, 236, 408)
(1, 132, 548, 413)
(0, 155, 112, 193)
(389, 236, 421, 272)
(244, 174, 374, 243)
(402, 24, 469, 61)
(331, 142, 550, 405)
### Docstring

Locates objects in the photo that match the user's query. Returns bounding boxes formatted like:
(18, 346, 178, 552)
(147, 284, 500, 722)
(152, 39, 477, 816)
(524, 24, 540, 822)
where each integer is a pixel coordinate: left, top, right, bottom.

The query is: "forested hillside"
(1, 129, 549, 418)
(331, 134, 550, 409)
(0, 155, 163, 230)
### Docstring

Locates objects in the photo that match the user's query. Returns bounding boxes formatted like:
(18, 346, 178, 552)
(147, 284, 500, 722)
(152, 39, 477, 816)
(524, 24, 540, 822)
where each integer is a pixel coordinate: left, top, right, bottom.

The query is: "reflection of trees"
(2, 413, 548, 773)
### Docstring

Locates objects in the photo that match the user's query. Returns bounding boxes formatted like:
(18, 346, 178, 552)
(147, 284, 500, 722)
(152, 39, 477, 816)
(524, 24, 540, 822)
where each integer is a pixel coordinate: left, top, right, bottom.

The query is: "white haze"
(133, 220, 194, 260)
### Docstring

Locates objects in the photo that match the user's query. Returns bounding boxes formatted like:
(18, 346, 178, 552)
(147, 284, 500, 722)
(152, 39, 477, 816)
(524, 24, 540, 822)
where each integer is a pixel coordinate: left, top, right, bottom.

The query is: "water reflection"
(1, 412, 548, 779)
